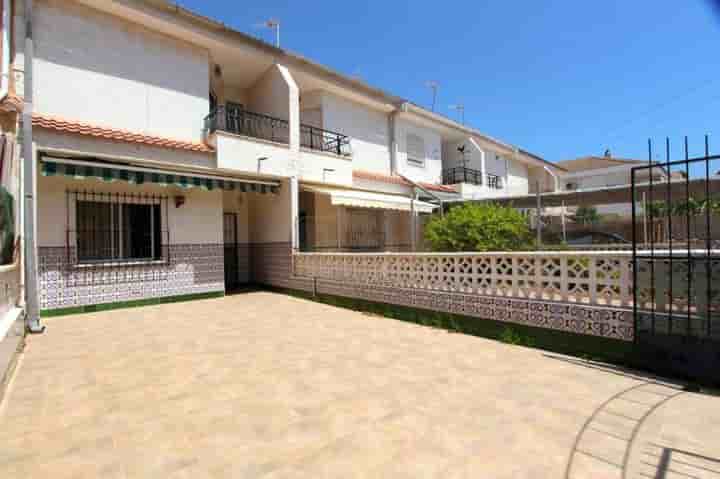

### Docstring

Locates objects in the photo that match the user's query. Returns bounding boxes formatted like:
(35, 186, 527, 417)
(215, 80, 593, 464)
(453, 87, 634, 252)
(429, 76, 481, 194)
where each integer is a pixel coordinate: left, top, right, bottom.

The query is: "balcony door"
(225, 102, 244, 134)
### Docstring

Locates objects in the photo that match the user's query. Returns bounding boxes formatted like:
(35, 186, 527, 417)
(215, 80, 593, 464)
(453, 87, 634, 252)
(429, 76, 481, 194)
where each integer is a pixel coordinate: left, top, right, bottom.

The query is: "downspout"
(392, 102, 444, 216)
(0, 0, 10, 102)
(388, 108, 398, 175)
(22, 0, 43, 333)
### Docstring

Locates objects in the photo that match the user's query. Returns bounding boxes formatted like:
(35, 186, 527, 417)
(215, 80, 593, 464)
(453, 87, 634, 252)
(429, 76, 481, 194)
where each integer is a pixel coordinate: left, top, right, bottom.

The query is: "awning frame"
(302, 184, 437, 213)
(40, 155, 280, 194)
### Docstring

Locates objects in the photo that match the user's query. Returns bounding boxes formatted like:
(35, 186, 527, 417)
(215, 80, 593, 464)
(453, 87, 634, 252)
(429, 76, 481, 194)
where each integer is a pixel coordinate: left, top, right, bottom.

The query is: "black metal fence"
(204, 105, 290, 144)
(300, 124, 351, 156)
(441, 167, 503, 188)
(631, 136, 720, 383)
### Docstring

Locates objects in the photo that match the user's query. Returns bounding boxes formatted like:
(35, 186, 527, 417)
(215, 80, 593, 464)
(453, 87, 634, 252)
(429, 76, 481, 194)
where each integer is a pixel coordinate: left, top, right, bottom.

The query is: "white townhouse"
(555, 154, 669, 218)
(2, 0, 560, 315)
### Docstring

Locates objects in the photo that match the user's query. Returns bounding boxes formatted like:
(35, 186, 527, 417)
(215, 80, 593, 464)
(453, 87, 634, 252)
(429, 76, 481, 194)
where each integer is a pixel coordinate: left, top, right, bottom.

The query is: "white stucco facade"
(34, 0, 210, 143)
(319, 93, 391, 175)
(394, 117, 443, 184)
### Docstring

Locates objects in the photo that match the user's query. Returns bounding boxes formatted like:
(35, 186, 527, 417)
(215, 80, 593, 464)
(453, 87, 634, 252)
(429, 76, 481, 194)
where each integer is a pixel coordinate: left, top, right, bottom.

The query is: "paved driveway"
(1, 292, 718, 478)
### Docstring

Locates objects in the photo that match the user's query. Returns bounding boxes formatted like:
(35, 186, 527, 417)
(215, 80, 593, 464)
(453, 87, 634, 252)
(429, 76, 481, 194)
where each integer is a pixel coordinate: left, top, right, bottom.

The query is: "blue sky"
(178, 0, 720, 165)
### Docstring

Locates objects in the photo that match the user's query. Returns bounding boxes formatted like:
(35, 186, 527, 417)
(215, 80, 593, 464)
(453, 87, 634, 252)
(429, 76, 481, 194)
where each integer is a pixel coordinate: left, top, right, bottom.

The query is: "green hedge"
(0, 186, 14, 265)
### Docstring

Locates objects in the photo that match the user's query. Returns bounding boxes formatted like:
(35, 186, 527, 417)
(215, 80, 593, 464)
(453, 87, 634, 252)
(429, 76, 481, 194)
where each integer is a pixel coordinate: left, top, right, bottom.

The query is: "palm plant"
(574, 206, 600, 226)
(644, 201, 666, 242)
(672, 197, 704, 241)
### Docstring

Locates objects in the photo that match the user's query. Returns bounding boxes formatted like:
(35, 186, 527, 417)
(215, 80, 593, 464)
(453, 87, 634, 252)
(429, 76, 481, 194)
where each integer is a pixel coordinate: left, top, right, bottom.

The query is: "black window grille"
(68, 191, 168, 264)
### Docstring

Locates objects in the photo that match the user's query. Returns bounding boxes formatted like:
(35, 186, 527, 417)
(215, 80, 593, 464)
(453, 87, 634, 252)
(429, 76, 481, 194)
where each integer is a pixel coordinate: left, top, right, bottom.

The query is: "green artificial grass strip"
(41, 291, 225, 317)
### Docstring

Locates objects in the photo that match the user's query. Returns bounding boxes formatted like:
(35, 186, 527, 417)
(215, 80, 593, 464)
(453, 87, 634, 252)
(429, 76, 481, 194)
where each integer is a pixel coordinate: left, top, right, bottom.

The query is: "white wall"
(572, 171, 630, 189)
(37, 174, 223, 248)
(249, 178, 292, 243)
(33, 0, 210, 143)
(320, 94, 391, 174)
(248, 65, 292, 121)
(395, 118, 442, 184)
(215, 131, 292, 177)
(506, 159, 529, 195)
(298, 150, 352, 186)
(35, 130, 215, 170)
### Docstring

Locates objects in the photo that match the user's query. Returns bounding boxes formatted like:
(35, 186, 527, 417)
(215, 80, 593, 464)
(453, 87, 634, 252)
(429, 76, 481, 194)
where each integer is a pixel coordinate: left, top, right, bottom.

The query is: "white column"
(289, 176, 299, 251)
(410, 194, 417, 252)
(479, 147, 487, 189)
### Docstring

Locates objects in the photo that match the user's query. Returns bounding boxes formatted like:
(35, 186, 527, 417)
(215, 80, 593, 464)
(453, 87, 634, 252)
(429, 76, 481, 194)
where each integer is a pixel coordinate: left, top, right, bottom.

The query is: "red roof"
(33, 114, 214, 153)
(352, 170, 456, 193)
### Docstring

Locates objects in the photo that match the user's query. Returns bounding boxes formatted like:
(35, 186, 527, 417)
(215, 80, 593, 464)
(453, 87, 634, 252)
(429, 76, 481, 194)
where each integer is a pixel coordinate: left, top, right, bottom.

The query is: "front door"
(223, 213, 238, 291)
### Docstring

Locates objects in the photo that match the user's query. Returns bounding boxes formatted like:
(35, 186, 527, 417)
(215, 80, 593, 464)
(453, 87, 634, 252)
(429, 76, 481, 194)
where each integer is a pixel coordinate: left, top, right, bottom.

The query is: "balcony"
(204, 105, 289, 145)
(442, 167, 504, 189)
(300, 124, 351, 157)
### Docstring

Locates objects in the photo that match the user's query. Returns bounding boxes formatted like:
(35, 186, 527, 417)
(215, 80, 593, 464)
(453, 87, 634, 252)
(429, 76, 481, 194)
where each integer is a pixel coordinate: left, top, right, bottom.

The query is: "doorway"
(223, 212, 239, 291)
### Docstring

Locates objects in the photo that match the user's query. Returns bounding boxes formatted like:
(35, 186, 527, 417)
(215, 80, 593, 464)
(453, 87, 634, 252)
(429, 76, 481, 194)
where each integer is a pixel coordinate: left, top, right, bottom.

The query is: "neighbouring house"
(556, 153, 669, 219)
(0, 0, 555, 315)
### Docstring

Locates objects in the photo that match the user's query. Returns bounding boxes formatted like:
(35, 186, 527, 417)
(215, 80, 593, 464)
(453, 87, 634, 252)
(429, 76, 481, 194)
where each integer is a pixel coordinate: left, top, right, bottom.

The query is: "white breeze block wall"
(34, 0, 210, 143)
(321, 94, 391, 174)
(395, 118, 443, 184)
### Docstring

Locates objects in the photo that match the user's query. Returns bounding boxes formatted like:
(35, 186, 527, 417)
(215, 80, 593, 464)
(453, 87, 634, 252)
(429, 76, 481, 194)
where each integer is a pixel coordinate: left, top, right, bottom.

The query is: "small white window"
(406, 133, 426, 167)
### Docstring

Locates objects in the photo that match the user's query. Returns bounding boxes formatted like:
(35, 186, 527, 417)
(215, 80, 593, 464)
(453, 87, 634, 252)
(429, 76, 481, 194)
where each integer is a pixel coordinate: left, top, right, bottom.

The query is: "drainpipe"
(0, 0, 10, 103)
(388, 109, 398, 175)
(22, 0, 43, 333)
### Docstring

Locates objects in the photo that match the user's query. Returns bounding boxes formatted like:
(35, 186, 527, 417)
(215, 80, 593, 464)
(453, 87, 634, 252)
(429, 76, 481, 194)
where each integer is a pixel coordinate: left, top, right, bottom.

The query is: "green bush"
(0, 187, 14, 265)
(424, 202, 532, 252)
(574, 205, 600, 225)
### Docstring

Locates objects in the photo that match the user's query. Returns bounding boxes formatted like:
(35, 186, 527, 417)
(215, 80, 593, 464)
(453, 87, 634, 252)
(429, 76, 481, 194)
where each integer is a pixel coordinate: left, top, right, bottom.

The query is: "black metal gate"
(631, 136, 720, 383)
(223, 213, 238, 291)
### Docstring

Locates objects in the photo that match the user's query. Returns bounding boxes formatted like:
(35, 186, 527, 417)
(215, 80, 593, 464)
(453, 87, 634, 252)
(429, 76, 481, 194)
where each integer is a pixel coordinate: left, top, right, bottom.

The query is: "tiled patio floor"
(1, 291, 718, 478)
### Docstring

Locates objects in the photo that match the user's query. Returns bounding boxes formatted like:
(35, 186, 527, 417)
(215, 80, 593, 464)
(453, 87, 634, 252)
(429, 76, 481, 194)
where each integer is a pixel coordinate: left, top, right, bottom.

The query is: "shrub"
(0, 187, 14, 265)
(424, 202, 532, 252)
(574, 205, 600, 225)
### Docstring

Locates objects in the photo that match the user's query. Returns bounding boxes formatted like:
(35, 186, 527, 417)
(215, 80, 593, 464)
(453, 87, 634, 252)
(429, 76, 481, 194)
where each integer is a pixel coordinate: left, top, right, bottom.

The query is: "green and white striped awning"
(40, 158, 280, 194)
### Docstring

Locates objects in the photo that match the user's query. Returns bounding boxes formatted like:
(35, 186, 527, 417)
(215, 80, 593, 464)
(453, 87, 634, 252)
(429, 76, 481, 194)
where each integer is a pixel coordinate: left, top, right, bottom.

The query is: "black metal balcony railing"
(204, 105, 290, 144)
(300, 124, 351, 156)
(441, 167, 503, 189)
(486, 173, 503, 189)
(442, 167, 483, 186)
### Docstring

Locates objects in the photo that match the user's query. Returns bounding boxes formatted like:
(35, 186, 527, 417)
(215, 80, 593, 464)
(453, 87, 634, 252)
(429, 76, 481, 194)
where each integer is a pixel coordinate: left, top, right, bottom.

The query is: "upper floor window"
(406, 133, 426, 168)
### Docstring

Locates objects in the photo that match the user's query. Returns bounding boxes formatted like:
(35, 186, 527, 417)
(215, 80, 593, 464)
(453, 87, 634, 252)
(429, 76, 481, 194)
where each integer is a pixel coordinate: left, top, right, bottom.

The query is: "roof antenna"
(425, 81, 439, 112)
(256, 18, 280, 47)
(449, 104, 465, 125)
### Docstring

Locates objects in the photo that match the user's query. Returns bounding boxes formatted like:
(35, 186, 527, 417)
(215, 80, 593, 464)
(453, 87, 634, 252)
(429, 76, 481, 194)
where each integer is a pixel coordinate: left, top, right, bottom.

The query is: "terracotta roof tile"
(32, 114, 214, 153)
(352, 170, 456, 193)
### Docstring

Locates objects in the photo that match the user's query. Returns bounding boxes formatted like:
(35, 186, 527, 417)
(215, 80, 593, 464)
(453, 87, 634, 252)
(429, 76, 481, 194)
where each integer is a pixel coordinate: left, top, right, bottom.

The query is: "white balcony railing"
(293, 251, 634, 307)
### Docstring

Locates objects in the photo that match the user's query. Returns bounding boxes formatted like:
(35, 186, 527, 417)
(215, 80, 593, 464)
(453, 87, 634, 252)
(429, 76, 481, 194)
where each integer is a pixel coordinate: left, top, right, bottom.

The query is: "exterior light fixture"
(257, 156, 268, 173)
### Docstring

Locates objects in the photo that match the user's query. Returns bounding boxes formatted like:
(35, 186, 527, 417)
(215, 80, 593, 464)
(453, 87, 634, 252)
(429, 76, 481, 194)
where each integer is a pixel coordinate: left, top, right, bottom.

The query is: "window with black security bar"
(67, 191, 169, 265)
